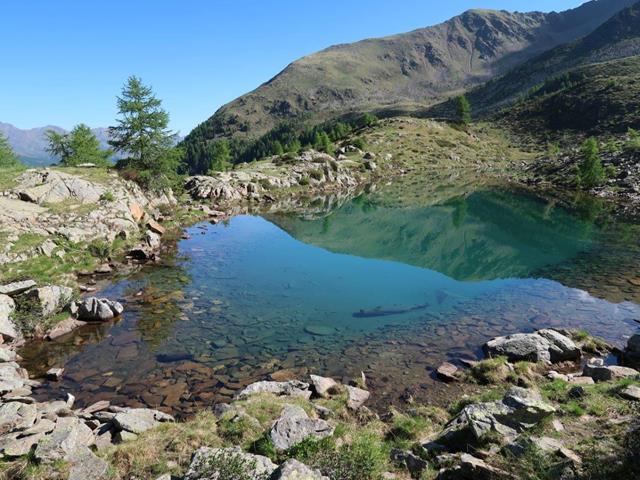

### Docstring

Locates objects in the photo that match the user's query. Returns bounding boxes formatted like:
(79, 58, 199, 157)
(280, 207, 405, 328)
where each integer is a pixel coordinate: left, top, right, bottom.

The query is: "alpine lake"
(20, 176, 640, 417)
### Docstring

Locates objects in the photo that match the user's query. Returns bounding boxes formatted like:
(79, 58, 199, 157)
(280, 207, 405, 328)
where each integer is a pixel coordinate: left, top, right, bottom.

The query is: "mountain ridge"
(183, 0, 637, 164)
(0, 122, 111, 166)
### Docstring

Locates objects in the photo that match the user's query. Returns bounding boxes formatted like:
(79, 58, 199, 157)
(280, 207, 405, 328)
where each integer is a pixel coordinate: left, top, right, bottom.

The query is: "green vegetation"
(578, 137, 605, 189)
(181, 113, 377, 174)
(0, 132, 22, 168)
(455, 94, 471, 126)
(109, 76, 183, 190)
(45, 124, 112, 167)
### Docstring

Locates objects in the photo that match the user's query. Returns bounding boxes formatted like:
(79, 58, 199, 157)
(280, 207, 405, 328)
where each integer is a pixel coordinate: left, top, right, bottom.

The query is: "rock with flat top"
(45, 317, 87, 340)
(436, 453, 512, 479)
(0, 280, 36, 296)
(583, 363, 639, 382)
(437, 362, 459, 382)
(112, 408, 174, 434)
(147, 219, 166, 235)
(68, 446, 109, 480)
(236, 380, 311, 399)
(620, 385, 640, 401)
(0, 347, 17, 362)
(184, 446, 277, 480)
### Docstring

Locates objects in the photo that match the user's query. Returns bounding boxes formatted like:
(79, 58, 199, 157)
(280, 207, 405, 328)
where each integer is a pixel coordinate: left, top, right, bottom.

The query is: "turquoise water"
(22, 187, 640, 415)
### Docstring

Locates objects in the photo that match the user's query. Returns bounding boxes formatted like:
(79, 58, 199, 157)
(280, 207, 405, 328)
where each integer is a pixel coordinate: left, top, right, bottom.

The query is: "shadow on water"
(19, 182, 640, 416)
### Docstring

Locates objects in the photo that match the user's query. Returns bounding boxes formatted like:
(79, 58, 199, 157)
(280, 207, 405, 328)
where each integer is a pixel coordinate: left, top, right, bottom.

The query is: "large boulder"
(0, 362, 33, 394)
(26, 285, 73, 317)
(483, 329, 580, 364)
(0, 402, 38, 434)
(270, 405, 334, 452)
(0, 294, 20, 342)
(184, 446, 277, 480)
(16, 170, 105, 205)
(76, 297, 124, 322)
(429, 388, 555, 452)
(236, 380, 311, 400)
(34, 417, 94, 463)
(112, 408, 174, 435)
(583, 362, 639, 382)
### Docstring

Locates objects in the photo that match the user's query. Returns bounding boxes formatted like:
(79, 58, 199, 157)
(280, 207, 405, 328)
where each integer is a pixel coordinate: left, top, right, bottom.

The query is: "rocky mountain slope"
(182, 0, 636, 157)
(0, 123, 111, 167)
(465, 0, 640, 116)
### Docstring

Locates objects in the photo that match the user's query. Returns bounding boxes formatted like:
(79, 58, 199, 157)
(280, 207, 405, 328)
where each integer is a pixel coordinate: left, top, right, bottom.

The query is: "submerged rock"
(483, 329, 580, 364)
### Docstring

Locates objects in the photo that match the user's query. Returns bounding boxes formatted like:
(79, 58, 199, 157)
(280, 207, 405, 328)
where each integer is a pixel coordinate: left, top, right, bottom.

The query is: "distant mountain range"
(0, 122, 111, 167)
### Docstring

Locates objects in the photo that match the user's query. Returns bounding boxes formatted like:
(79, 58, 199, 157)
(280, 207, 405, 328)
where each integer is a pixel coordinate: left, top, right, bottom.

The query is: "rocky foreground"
(0, 327, 638, 479)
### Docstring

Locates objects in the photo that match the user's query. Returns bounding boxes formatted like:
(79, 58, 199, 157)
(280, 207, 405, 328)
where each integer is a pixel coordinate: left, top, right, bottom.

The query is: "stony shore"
(1, 123, 640, 478)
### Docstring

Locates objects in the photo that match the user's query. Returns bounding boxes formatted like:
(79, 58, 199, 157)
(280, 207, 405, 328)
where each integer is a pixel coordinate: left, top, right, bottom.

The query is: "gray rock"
(16, 170, 105, 205)
(436, 453, 511, 480)
(628, 334, 640, 354)
(272, 459, 328, 479)
(0, 362, 30, 394)
(34, 417, 94, 463)
(346, 385, 370, 410)
(437, 362, 459, 382)
(620, 385, 640, 401)
(309, 375, 339, 398)
(113, 407, 174, 434)
(0, 347, 17, 362)
(0, 294, 20, 342)
(236, 380, 311, 400)
(484, 330, 579, 364)
(0, 280, 36, 296)
(583, 363, 639, 382)
(391, 449, 429, 478)
(45, 317, 87, 340)
(0, 402, 38, 434)
(68, 446, 109, 480)
(184, 446, 277, 480)
(26, 285, 73, 317)
(430, 388, 554, 452)
(76, 297, 124, 322)
(270, 407, 334, 452)
(0, 431, 44, 457)
(501, 387, 557, 427)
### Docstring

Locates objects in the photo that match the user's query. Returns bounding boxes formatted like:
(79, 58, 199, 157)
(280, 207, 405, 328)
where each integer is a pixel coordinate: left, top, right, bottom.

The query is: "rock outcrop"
(75, 297, 124, 322)
(483, 329, 580, 363)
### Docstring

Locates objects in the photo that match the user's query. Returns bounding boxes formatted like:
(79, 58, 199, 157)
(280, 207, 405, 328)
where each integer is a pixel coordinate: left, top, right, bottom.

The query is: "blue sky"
(1, 0, 585, 134)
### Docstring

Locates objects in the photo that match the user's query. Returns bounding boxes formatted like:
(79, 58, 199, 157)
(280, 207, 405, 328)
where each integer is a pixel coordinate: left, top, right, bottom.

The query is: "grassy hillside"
(181, 0, 635, 173)
(498, 56, 640, 138)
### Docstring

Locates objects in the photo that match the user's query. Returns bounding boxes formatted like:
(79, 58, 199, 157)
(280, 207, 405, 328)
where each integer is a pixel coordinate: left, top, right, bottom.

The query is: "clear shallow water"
(21, 187, 640, 416)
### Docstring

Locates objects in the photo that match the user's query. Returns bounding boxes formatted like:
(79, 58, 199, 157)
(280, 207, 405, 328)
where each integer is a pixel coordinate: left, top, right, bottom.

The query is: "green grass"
(9, 233, 46, 254)
(0, 166, 26, 190)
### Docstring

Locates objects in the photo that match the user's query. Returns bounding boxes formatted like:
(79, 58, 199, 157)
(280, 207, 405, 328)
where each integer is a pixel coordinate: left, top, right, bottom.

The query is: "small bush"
(351, 138, 366, 150)
(309, 169, 324, 181)
(200, 449, 268, 480)
(100, 191, 115, 202)
(469, 357, 510, 385)
(88, 240, 112, 261)
(299, 176, 310, 186)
